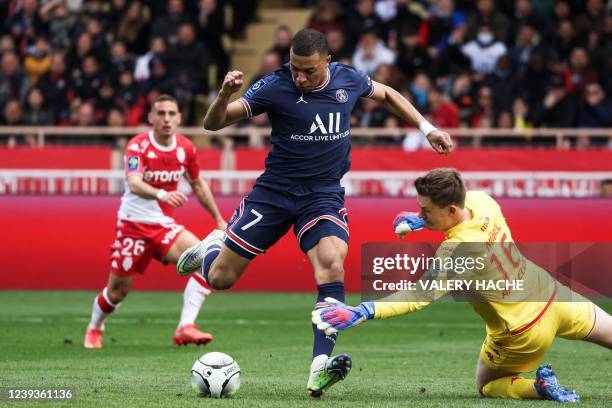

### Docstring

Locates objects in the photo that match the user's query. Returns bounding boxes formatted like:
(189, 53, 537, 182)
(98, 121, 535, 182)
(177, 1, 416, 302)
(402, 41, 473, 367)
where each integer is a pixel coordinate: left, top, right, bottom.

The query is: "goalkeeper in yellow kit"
(312, 168, 612, 402)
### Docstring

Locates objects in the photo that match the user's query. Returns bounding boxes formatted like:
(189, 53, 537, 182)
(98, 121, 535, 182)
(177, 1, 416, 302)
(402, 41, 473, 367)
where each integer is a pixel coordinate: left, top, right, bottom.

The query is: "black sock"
(312, 282, 345, 359)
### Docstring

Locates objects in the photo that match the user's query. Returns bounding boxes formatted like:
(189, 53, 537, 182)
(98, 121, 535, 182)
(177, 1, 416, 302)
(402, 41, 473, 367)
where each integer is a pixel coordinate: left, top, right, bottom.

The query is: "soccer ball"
(191, 352, 241, 398)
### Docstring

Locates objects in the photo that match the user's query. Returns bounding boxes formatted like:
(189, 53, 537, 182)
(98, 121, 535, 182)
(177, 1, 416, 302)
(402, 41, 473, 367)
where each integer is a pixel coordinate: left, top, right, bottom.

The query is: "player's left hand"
(162, 190, 188, 207)
(426, 129, 453, 154)
(312, 297, 375, 335)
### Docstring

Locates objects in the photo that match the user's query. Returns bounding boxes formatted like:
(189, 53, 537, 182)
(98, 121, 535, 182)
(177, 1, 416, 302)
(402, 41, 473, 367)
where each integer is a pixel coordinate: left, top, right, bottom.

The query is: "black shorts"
(224, 185, 349, 259)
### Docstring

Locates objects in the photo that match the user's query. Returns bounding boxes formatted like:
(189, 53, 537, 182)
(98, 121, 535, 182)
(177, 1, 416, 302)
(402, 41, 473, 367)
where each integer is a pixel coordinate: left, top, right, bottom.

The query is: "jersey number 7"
(241, 209, 263, 231)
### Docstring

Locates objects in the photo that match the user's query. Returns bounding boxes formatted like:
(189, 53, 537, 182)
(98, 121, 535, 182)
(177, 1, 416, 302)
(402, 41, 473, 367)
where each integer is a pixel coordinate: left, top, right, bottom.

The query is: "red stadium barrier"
(1, 196, 610, 291)
(0, 147, 113, 169)
(4, 147, 611, 172)
(0, 147, 224, 170)
(235, 148, 612, 171)
(195, 149, 222, 170)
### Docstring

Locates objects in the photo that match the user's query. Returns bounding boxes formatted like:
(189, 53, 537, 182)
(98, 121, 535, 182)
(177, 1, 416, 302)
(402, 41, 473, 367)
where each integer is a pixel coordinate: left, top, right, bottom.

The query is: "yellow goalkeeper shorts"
(480, 299, 595, 373)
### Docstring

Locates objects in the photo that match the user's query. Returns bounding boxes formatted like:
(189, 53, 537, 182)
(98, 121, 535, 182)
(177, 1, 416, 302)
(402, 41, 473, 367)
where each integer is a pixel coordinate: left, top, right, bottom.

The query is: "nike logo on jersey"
(296, 95, 308, 104)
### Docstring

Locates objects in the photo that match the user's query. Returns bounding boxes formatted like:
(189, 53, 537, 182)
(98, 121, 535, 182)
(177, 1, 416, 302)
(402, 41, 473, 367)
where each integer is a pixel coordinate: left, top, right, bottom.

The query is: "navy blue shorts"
(224, 186, 349, 259)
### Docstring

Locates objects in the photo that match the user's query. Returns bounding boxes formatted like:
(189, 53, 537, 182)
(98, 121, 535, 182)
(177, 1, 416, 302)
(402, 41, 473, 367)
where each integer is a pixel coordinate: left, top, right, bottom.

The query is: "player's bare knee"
(316, 258, 344, 283)
(327, 260, 345, 281)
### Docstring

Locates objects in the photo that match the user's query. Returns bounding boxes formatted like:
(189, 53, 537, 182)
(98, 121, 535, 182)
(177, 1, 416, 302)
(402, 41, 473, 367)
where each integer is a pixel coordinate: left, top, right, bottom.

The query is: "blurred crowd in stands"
(301, 0, 612, 147)
(0, 0, 257, 146)
(1, 0, 612, 148)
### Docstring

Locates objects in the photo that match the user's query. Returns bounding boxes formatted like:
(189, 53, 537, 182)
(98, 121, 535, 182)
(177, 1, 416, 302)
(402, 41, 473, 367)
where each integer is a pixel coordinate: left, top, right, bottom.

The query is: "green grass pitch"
(0, 291, 610, 407)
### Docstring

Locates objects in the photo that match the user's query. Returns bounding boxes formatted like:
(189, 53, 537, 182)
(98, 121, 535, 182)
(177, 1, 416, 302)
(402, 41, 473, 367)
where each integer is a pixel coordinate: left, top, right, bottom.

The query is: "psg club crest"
(336, 89, 348, 103)
(177, 147, 186, 163)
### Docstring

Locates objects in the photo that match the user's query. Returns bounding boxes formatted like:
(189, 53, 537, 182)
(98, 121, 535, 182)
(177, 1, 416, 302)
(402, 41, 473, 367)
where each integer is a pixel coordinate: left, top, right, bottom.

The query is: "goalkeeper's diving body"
(313, 168, 612, 402)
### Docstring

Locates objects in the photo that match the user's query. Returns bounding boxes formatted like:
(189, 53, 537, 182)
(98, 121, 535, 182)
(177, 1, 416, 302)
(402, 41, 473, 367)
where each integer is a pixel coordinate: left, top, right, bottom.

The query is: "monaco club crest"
(122, 256, 133, 271)
(336, 89, 348, 103)
(177, 147, 185, 163)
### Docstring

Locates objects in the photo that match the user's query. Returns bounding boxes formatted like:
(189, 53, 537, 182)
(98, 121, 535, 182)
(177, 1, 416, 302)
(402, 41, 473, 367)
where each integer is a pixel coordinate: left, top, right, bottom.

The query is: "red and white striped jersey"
(118, 131, 200, 224)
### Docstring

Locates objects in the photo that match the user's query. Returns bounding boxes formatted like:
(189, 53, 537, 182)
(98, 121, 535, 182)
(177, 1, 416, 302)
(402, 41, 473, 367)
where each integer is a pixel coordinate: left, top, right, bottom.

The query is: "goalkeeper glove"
(311, 297, 375, 336)
(393, 211, 425, 239)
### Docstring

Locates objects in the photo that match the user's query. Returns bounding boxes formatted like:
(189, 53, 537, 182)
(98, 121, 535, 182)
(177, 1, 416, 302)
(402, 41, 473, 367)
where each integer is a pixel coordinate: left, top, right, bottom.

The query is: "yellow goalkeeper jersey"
(375, 191, 557, 337)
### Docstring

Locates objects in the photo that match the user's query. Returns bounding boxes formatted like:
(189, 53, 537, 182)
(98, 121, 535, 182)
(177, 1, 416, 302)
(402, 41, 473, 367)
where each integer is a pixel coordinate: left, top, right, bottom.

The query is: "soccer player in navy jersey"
(177, 28, 453, 396)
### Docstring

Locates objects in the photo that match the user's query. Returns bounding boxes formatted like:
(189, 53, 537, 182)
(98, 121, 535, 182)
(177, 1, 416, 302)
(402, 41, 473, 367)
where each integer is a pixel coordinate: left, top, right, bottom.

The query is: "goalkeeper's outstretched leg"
(477, 358, 581, 402)
(477, 303, 612, 401)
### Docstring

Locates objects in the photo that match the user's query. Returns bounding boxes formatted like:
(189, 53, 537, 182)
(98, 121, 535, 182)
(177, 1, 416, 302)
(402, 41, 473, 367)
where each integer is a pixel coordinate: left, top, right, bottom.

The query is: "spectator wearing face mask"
(461, 24, 507, 76)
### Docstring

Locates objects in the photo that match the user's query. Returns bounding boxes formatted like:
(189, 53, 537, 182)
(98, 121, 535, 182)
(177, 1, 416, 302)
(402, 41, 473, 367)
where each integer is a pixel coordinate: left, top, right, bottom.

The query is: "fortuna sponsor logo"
(143, 169, 183, 182)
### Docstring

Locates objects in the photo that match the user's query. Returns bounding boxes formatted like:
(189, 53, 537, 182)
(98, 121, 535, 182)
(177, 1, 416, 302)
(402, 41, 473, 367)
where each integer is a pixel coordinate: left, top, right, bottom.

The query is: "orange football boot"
(173, 324, 213, 346)
(84, 328, 103, 349)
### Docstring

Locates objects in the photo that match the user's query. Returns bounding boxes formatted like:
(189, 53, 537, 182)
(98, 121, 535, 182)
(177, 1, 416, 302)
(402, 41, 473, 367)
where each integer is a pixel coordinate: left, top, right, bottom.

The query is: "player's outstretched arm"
(126, 174, 187, 207)
(312, 296, 432, 335)
(204, 70, 249, 131)
(368, 81, 453, 154)
(191, 177, 227, 230)
(312, 297, 375, 335)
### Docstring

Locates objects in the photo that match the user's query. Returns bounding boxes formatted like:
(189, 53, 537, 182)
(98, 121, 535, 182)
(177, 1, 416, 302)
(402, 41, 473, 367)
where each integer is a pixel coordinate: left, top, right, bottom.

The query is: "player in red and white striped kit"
(84, 94, 226, 349)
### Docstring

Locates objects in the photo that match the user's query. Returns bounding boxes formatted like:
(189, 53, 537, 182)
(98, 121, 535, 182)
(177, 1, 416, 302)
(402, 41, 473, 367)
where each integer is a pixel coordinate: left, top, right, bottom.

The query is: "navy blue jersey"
(239, 62, 374, 192)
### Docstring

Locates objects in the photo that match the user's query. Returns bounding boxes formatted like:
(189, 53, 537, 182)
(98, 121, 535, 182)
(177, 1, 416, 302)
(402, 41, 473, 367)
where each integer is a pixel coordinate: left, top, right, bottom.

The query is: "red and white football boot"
(173, 324, 213, 346)
(84, 328, 104, 349)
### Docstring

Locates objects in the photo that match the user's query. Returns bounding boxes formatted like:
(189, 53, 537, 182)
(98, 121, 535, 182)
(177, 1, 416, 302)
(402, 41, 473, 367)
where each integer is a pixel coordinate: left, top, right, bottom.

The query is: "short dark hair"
(151, 94, 178, 110)
(291, 28, 329, 57)
(415, 168, 466, 208)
